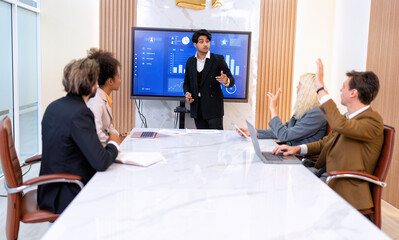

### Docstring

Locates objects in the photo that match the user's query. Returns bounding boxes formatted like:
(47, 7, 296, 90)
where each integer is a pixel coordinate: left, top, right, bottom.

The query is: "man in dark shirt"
(183, 29, 235, 129)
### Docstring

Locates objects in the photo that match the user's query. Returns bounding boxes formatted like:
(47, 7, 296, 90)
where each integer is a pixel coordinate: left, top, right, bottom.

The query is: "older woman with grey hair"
(237, 73, 327, 146)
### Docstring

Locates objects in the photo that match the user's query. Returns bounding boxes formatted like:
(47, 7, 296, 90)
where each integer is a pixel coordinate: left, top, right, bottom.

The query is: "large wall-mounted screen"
(131, 27, 251, 102)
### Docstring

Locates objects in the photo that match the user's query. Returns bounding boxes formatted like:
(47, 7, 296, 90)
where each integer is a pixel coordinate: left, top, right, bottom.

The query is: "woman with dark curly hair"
(87, 48, 127, 146)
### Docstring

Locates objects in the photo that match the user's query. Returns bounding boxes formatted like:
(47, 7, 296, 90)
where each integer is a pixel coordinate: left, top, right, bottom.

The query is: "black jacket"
(183, 53, 235, 119)
(38, 94, 118, 214)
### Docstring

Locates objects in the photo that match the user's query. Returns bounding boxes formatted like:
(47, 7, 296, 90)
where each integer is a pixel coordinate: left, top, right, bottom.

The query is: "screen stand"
(174, 101, 190, 129)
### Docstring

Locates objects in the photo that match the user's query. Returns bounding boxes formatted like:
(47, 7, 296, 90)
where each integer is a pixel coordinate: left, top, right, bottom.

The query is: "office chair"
(297, 123, 331, 167)
(326, 125, 395, 229)
(0, 116, 84, 240)
(325, 123, 331, 136)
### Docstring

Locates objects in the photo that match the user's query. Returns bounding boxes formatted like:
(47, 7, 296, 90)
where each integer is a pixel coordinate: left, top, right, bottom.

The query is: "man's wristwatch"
(316, 87, 324, 94)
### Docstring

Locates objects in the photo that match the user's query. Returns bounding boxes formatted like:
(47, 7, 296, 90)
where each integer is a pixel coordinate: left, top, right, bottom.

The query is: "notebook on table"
(116, 151, 164, 167)
(131, 117, 167, 138)
(246, 120, 301, 164)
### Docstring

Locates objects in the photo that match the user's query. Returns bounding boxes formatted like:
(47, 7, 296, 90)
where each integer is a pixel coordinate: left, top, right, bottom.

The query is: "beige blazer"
(306, 100, 384, 210)
(87, 88, 118, 146)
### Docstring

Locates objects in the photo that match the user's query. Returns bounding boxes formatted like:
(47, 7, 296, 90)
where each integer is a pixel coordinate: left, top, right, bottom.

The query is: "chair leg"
(373, 187, 383, 229)
(6, 194, 21, 240)
(363, 212, 374, 222)
(374, 199, 381, 228)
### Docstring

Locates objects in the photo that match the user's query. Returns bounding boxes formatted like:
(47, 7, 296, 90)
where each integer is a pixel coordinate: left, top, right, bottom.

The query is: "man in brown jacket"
(273, 59, 384, 210)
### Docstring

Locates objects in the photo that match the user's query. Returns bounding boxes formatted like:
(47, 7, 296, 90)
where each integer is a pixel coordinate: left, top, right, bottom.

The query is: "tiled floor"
(1, 164, 399, 239)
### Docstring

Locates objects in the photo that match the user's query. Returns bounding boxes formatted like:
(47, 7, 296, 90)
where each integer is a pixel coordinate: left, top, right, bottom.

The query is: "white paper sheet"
(185, 129, 221, 134)
(116, 152, 164, 167)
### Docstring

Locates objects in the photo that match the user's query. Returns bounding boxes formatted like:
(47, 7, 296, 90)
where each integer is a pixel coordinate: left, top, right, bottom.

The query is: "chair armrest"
(297, 155, 318, 167)
(21, 154, 42, 166)
(329, 170, 378, 180)
(23, 174, 81, 185)
(4, 174, 84, 194)
(326, 170, 386, 187)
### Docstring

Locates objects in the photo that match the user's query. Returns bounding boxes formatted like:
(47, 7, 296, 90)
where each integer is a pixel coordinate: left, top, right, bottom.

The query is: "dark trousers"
(195, 117, 223, 130)
(194, 99, 223, 130)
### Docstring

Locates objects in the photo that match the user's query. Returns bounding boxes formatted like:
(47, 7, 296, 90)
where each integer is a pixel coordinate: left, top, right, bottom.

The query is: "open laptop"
(246, 121, 301, 164)
(131, 117, 167, 138)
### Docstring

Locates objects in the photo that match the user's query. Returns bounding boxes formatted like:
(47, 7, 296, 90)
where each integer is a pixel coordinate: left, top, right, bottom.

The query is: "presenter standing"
(183, 29, 235, 129)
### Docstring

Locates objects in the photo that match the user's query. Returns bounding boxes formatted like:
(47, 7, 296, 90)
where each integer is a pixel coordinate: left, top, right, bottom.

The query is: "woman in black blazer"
(38, 57, 123, 214)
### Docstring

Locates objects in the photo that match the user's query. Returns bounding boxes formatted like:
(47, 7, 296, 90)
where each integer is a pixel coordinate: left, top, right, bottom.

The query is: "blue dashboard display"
(131, 27, 251, 101)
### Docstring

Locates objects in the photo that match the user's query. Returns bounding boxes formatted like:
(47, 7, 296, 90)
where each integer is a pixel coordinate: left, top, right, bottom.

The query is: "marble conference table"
(42, 129, 389, 240)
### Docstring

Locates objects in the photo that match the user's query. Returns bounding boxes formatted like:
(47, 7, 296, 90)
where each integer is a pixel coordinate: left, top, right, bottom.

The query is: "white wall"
(330, 0, 371, 112)
(41, 0, 99, 115)
(292, 0, 336, 109)
(293, 0, 371, 113)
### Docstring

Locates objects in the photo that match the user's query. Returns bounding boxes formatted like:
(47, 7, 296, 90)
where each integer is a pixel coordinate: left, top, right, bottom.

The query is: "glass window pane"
(18, 0, 37, 8)
(18, 7, 38, 160)
(0, 1, 13, 175)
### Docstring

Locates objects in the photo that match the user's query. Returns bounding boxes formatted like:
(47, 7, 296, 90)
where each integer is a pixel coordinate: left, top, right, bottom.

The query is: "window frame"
(1, 0, 41, 163)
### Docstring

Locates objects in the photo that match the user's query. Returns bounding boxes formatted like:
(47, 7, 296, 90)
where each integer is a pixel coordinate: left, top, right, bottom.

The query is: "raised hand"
(315, 58, 324, 89)
(266, 88, 282, 118)
(215, 70, 228, 84)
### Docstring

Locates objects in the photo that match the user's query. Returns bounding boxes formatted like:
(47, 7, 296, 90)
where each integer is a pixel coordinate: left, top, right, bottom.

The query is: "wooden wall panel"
(256, 0, 297, 128)
(367, 0, 399, 208)
(99, 0, 137, 133)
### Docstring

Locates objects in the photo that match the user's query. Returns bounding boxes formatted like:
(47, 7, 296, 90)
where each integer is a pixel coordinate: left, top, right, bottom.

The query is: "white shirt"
(108, 140, 119, 150)
(195, 51, 211, 72)
(299, 95, 370, 155)
(87, 88, 119, 147)
(346, 105, 370, 119)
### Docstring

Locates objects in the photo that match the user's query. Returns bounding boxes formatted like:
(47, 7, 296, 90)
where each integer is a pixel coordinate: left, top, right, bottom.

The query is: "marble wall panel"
(135, 0, 260, 129)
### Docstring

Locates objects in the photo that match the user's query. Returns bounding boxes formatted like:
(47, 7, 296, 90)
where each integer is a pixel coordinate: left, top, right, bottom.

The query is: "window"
(0, 2, 13, 125)
(18, 0, 37, 8)
(0, 0, 40, 176)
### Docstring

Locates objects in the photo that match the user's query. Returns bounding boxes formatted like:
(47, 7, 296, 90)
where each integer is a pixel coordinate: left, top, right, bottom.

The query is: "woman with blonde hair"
(238, 73, 327, 146)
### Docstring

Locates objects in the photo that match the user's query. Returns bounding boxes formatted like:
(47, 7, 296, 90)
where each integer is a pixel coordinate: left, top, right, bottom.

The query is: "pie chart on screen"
(182, 36, 190, 45)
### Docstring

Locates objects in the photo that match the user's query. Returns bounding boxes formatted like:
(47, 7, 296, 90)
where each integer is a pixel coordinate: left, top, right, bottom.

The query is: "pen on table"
(104, 128, 110, 136)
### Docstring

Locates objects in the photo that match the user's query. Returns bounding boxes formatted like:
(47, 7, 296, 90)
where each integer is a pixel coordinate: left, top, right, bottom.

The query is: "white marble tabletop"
(42, 130, 389, 240)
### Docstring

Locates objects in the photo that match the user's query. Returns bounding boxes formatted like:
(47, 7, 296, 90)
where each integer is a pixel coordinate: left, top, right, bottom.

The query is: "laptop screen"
(246, 121, 263, 155)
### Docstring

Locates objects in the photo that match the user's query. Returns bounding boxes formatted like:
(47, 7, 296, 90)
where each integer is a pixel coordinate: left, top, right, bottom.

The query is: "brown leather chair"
(325, 122, 331, 136)
(0, 116, 84, 240)
(326, 125, 395, 229)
